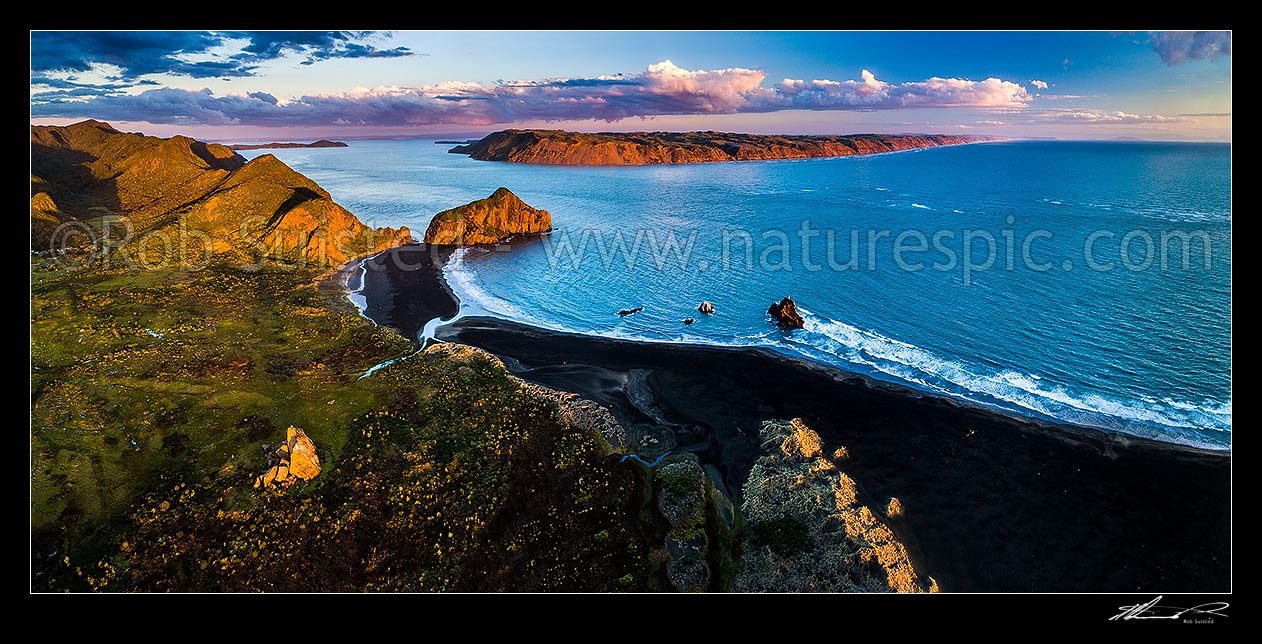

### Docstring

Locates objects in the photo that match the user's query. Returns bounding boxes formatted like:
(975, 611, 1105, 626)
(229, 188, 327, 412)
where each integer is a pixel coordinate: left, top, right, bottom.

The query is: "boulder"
(768, 296, 805, 329)
(698, 301, 715, 314)
(683, 318, 695, 326)
(254, 426, 322, 490)
(617, 307, 643, 317)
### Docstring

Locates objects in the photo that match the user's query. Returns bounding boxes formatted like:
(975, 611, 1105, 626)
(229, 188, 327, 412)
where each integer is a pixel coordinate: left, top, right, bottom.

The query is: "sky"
(29, 30, 1231, 141)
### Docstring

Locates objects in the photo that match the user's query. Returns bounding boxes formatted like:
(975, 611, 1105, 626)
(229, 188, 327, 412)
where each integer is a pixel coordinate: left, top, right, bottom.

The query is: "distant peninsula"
(229, 139, 348, 150)
(450, 129, 997, 166)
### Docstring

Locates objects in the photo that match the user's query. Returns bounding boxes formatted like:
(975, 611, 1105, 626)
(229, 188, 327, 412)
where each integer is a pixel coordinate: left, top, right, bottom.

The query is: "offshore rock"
(768, 297, 805, 329)
(423, 187, 551, 245)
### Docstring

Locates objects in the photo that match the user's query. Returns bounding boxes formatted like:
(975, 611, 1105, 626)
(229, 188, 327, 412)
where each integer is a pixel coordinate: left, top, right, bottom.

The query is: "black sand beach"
(354, 245, 459, 341)
(363, 246, 1231, 592)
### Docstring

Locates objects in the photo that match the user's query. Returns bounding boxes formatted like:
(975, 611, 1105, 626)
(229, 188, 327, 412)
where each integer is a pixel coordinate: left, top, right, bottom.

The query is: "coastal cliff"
(31, 120, 407, 264)
(736, 419, 935, 592)
(450, 129, 995, 166)
(423, 187, 552, 245)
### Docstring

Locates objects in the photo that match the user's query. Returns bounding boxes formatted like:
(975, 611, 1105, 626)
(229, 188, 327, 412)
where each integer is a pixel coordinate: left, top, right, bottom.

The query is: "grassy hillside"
(32, 262, 667, 591)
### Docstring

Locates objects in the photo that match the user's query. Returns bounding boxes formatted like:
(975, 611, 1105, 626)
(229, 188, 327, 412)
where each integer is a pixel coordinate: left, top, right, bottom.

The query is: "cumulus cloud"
(30, 31, 413, 80)
(1035, 109, 1192, 125)
(1030, 80, 1049, 90)
(1150, 31, 1231, 65)
(30, 60, 1036, 128)
(767, 69, 1030, 110)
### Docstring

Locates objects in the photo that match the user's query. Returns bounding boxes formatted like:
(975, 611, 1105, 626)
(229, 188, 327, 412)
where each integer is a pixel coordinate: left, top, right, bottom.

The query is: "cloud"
(31, 32, 230, 78)
(30, 75, 136, 91)
(30, 31, 413, 80)
(247, 91, 279, 105)
(1035, 109, 1192, 125)
(1150, 31, 1231, 65)
(766, 68, 1030, 111)
(227, 31, 415, 65)
(1030, 80, 1049, 90)
(30, 60, 1034, 128)
(1178, 112, 1230, 117)
(31, 86, 130, 100)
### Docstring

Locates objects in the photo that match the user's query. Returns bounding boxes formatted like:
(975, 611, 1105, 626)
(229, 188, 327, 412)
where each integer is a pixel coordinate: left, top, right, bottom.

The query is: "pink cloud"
(31, 60, 1034, 128)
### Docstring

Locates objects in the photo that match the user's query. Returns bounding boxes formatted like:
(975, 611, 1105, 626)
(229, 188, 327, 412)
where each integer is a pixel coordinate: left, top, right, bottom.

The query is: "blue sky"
(30, 31, 1231, 141)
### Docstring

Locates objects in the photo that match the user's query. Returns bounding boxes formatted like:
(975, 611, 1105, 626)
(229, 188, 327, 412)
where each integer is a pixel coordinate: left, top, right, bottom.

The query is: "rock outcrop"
(451, 129, 995, 166)
(422, 187, 551, 245)
(768, 297, 805, 329)
(698, 301, 715, 314)
(734, 418, 937, 593)
(656, 457, 711, 592)
(254, 426, 322, 490)
(30, 120, 409, 262)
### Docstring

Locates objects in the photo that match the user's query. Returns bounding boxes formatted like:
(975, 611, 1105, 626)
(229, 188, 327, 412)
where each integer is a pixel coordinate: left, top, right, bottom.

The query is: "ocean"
(241, 139, 1232, 450)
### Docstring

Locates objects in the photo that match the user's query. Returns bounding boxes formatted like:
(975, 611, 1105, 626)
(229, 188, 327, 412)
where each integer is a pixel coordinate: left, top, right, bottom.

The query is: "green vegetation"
(30, 121, 669, 592)
(749, 515, 811, 557)
(658, 469, 695, 501)
(31, 261, 665, 591)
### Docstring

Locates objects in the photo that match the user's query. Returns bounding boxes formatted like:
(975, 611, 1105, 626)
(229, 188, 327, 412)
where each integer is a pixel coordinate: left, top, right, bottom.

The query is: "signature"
(1110, 596, 1229, 621)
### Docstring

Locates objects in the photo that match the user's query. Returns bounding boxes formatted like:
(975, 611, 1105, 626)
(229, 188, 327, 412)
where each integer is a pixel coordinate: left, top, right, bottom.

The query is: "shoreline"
(351, 245, 460, 343)
(357, 246, 1230, 591)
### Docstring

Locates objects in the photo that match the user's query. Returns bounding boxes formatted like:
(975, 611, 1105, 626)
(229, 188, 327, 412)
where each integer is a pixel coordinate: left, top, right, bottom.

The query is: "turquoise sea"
(242, 139, 1232, 449)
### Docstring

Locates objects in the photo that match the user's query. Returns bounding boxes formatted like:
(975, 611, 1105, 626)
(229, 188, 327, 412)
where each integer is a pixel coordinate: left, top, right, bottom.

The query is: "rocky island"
(228, 140, 349, 150)
(423, 187, 552, 245)
(450, 129, 996, 166)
